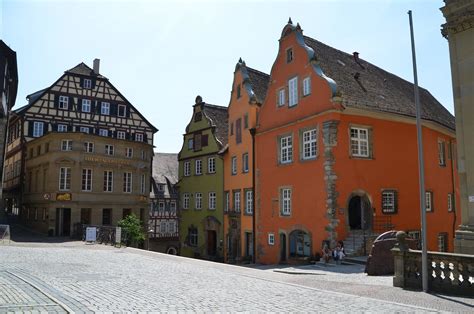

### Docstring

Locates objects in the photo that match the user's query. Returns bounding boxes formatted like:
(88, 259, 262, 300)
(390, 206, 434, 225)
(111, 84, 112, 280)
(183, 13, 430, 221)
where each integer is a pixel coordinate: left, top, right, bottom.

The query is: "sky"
(1, 0, 453, 153)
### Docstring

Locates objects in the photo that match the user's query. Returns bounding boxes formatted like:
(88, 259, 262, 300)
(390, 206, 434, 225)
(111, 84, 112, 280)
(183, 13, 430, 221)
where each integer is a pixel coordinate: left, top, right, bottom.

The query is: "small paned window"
(195, 193, 202, 210)
(448, 193, 454, 212)
(82, 168, 92, 192)
(33, 122, 44, 137)
(303, 77, 311, 96)
(245, 190, 253, 214)
(286, 48, 293, 63)
(231, 156, 237, 175)
(105, 144, 114, 156)
(224, 191, 229, 212)
(117, 131, 126, 140)
(350, 127, 370, 157)
(61, 140, 72, 151)
(382, 190, 397, 214)
(59, 96, 69, 109)
(288, 77, 298, 107)
(135, 133, 144, 142)
(438, 233, 447, 252)
(189, 228, 198, 246)
(82, 99, 91, 112)
(302, 129, 317, 160)
(101, 102, 110, 115)
(104, 171, 113, 192)
(280, 135, 293, 164)
(242, 153, 249, 173)
(99, 129, 108, 137)
(80, 127, 89, 134)
(57, 124, 67, 132)
(59, 167, 71, 191)
(208, 157, 216, 173)
(281, 188, 292, 216)
(126, 147, 133, 158)
(438, 140, 446, 166)
(83, 79, 92, 89)
(123, 172, 132, 193)
(268, 233, 275, 245)
(184, 161, 191, 176)
(209, 192, 216, 210)
(278, 89, 286, 106)
(195, 159, 202, 175)
(183, 193, 190, 209)
(425, 191, 433, 212)
(84, 142, 94, 153)
(234, 191, 241, 212)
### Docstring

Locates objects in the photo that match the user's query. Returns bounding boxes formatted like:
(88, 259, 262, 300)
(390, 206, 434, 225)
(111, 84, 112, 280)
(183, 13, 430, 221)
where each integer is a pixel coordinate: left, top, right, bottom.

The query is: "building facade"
(0, 41, 18, 211)
(255, 21, 460, 264)
(441, 0, 474, 254)
(223, 59, 269, 263)
(3, 60, 157, 236)
(177, 96, 227, 260)
(149, 152, 179, 254)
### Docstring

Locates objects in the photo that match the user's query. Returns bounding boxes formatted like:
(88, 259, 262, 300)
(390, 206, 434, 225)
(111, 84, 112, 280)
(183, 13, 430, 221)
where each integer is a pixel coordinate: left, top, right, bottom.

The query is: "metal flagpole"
(408, 10, 428, 292)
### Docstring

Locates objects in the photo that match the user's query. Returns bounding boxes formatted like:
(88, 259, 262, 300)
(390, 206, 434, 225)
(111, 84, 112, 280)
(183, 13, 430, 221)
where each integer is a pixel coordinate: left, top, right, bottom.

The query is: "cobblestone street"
(0, 242, 473, 313)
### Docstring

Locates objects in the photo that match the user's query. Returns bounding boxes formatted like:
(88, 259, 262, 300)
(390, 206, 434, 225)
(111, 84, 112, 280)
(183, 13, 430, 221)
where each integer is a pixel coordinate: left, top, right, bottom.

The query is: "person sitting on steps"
(332, 240, 345, 264)
(322, 243, 331, 264)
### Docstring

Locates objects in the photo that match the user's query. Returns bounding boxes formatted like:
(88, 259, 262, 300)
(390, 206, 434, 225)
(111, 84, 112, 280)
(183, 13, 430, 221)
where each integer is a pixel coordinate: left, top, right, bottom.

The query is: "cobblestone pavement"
(0, 243, 472, 313)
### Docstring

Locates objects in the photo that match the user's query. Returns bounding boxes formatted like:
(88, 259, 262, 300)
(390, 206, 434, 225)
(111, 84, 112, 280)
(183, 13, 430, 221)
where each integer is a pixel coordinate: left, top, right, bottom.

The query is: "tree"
(118, 214, 145, 247)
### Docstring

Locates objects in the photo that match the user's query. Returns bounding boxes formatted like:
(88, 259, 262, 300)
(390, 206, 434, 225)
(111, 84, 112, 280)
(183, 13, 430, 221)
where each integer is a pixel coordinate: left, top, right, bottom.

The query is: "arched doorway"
(166, 246, 178, 255)
(348, 194, 371, 231)
(280, 233, 287, 262)
(289, 230, 311, 258)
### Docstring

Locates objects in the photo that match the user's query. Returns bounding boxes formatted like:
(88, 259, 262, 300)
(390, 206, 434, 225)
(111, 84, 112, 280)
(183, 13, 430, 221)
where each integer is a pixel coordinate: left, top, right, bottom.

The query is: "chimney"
(353, 52, 359, 62)
(93, 58, 100, 74)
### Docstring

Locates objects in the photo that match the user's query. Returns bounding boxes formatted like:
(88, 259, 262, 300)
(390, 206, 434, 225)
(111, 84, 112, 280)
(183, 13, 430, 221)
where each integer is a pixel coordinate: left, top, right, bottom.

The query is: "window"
(82, 169, 92, 191)
(286, 48, 293, 63)
(102, 208, 112, 225)
(382, 190, 397, 213)
(244, 113, 249, 129)
(448, 193, 454, 212)
(224, 191, 229, 212)
(141, 150, 146, 160)
(83, 79, 92, 89)
(209, 192, 216, 210)
(236, 118, 242, 144)
(234, 191, 241, 212)
(183, 193, 190, 209)
(302, 129, 317, 160)
(280, 135, 293, 164)
(438, 140, 446, 166)
(59, 95, 69, 109)
(230, 122, 234, 136)
(268, 233, 275, 245)
(231, 156, 237, 175)
(126, 147, 133, 158)
(245, 190, 253, 214)
(288, 77, 298, 107)
(57, 124, 68, 132)
(438, 233, 447, 252)
(188, 139, 193, 150)
(33, 122, 44, 137)
(170, 201, 177, 215)
(236, 84, 241, 99)
(59, 167, 71, 191)
(242, 153, 249, 173)
(289, 230, 311, 258)
(194, 112, 202, 122)
(208, 157, 216, 173)
(118, 105, 126, 117)
(123, 172, 132, 193)
(278, 89, 286, 106)
(193, 133, 202, 151)
(42, 208, 47, 221)
(425, 191, 433, 212)
(281, 188, 292, 216)
(105, 144, 114, 156)
(101, 102, 110, 115)
(195, 193, 202, 209)
(135, 133, 144, 142)
(84, 142, 94, 153)
(303, 77, 311, 96)
(61, 140, 72, 151)
(80, 126, 89, 134)
(117, 131, 126, 140)
(104, 170, 113, 192)
(195, 159, 202, 175)
(99, 129, 108, 137)
(350, 127, 370, 157)
(189, 228, 198, 247)
(82, 99, 91, 112)
(160, 221, 167, 234)
(140, 174, 146, 194)
(157, 184, 164, 192)
(184, 161, 191, 176)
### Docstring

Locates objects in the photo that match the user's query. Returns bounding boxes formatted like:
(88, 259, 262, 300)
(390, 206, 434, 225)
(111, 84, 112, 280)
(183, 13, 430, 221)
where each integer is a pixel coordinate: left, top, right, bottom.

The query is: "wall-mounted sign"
(84, 156, 130, 166)
(56, 193, 72, 201)
(43, 193, 51, 200)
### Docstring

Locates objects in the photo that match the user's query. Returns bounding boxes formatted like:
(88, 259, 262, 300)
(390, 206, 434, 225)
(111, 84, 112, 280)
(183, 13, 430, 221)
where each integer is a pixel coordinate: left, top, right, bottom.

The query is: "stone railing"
(392, 232, 474, 296)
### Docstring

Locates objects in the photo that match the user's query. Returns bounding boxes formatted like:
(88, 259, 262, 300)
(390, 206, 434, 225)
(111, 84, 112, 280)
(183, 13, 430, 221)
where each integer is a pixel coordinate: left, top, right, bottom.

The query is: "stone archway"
(346, 191, 372, 232)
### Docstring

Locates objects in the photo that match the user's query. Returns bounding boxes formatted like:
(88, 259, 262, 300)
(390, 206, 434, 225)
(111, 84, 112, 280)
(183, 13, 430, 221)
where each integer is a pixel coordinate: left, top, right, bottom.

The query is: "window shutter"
(91, 78, 96, 89)
(132, 133, 136, 141)
(143, 133, 148, 143)
(127, 107, 131, 118)
(111, 103, 118, 116)
(368, 128, 374, 159)
(80, 78, 84, 88)
(394, 191, 398, 213)
(125, 132, 131, 140)
(94, 127, 99, 135)
(202, 135, 208, 146)
(77, 98, 82, 112)
(95, 101, 101, 114)
(28, 121, 34, 137)
(90, 100, 95, 113)
(53, 94, 59, 108)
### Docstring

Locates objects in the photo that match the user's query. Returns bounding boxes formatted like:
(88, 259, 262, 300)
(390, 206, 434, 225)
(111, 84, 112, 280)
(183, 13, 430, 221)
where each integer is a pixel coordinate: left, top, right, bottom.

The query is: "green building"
(177, 96, 228, 260)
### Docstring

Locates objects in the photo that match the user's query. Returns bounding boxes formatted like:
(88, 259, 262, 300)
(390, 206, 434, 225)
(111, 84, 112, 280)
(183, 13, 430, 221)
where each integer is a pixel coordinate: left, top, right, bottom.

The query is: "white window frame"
(382, 190, 396, 213)
(59, 95, 69, 109)
(117, 131, 126, 140)
(448, 193, 453, 212)
(350, 127, 369, 157)
(101, 102, 110, 115)
(99, 129, 108, 137)
(33, 122, 44, 137)
(82, 168, 92, 192)
(140, 174, 146, 194)
(268, 233, 275, 245)
(84, 142, 94, 153)
(425, 191, 433, 212)
(184, 161, 191, 176)
(135, 133, 144, 142)
(195, 192, 202, 210)
(438, 140, 446, 166)
(288, 77, 298, 107)
(302, 129, 317, 160)
(61, 139, 72, 151)
(170, 201, 177, 215)
(189, 228, 198, 246)
(117, 104, 127, 117)
(183, 193, 190, 209)
(242, 153, 249, 173)
(104, 170, 113, 192)
(126, 147, 133, 158)
(280, 135, 293, 164)
(245, 190, 253, 214)
(278, 88, 285, 106)
(82, 99, 91, 112)
(208, 157, 216, 173)
(83, 79, 92, 89)
(123, 172, 132, 193)
(225, 191, 229, 212)
(234, 191, 241, 212)
(281, 188, 292, 216)
(80, 126, 89, 134)
(195, 159, 202, 175)
(105, 144, 114, 156)
(231, 156, 237, 175)
(209, 192, 216, 210)
(303, 77, 311, 96)
(57, 124, 67, 133)
(59, 167, 71, 191)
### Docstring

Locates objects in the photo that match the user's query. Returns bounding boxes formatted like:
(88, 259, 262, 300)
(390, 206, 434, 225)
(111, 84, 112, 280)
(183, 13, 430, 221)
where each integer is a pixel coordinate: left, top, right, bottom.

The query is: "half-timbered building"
(149, 152, 179, 254)
(3, 60, 157, 236)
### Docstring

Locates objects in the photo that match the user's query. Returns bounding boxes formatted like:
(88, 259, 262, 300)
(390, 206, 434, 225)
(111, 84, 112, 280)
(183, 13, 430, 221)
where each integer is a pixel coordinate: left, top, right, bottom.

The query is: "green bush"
(118, 214, 145, 247)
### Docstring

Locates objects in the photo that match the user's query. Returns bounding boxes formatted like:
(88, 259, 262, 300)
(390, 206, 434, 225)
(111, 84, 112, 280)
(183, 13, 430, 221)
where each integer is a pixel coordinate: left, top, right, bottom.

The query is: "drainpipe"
(249, 127, 256, 264)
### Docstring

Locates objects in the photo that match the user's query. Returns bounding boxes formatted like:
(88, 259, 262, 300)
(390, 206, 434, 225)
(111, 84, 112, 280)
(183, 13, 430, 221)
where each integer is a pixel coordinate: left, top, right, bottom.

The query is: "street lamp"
(147, 228, 154, 251)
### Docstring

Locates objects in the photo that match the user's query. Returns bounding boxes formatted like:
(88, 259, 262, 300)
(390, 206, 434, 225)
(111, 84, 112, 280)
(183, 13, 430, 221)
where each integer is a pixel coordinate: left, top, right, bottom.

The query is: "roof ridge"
(247, 66, 270, 78)
(204, 103, 228, 110)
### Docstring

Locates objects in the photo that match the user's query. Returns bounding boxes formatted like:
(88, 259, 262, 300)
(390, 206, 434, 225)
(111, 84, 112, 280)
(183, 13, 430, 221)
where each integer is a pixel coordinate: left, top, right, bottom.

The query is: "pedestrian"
(332, 241, 345, 264)
(322, 243, 331, 264)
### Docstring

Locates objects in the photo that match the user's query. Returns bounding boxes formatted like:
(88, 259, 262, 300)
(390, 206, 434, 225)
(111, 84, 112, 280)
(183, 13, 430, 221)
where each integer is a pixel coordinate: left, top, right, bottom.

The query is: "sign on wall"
(56, 193, 72, 201)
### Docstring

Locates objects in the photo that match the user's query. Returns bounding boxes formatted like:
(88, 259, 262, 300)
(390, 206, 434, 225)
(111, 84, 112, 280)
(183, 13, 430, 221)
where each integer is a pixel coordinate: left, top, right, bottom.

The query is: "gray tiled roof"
(247, 67, 270, 104)
(66, 62, 106, 79)
(202, 104, 228, 148)
(152, 153, 178, 185)
(303, 36, 455, 130)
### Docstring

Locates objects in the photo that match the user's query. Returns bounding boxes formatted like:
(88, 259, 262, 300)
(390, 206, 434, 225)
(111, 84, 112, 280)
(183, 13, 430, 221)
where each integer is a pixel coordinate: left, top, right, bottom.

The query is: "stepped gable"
(303, 36, 455, 130)
(202, 103, 229, 148)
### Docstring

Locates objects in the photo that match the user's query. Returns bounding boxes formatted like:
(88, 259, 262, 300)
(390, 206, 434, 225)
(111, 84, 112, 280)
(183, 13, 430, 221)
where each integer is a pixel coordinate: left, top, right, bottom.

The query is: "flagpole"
(408, 10, 428, 292)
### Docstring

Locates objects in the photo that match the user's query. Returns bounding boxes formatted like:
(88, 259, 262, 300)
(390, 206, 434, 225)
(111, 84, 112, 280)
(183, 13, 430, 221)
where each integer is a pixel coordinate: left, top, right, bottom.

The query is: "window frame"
(231, 156, 237, 175)
(438, 140, 446, 166)
(59, 167, 71, 191)
(208, 192, 216, 210)
(350, 127, 370, 158)
(195, 159, 202, 175)
(425, 191, 434, 212)
(381, 190, 397, 214)
(135, 133, 144, 142)
(123, 172, 132, 193)
(117, 131, 126, 140)
(101, 102, 110, 115)
(280, 187, 292, 216)
(195, 192, 202, 210)
(208, 157, 216, 173)
(184, 161, 191, 177)
(288, 76, 298, 107)
(233, 190, 241, 212)
(301, 128, 317, 160)
(245, 189, 253, 215)
(59, 95, 69, 110)
(82, 99, 91, 112)
(61, 139, 72, 151)
(83, 79, 92, 89)
(242, 153, 249, 173)
(126, 147, 133, 158)
(448, 193, 454, 212)
(279, 135, 293, 164)
(268, 233, 275, 245)
(278, 88, 286, 107)
(82, 168, 92, 192)
(103, 170, 113, 192)
(99, 129, 108, 137)
(33, 122, 44, 138)
(105, 144, 114, 156)
(117, 104, 127, 117)
(57, 124, 68, 133)
(303, 77, 311, 96)
(79, 126, 89, 134)
(84, 142, 94, 153)
(183, 193, 190, 209)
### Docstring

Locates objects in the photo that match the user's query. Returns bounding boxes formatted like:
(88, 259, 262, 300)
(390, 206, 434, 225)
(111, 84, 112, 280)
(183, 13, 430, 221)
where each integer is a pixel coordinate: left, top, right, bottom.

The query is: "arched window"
(289, 230, 311, 258)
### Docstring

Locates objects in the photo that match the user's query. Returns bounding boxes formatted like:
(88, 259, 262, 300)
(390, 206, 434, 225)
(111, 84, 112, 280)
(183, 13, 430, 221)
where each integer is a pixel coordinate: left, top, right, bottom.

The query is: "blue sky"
(1, 0, 452, 153)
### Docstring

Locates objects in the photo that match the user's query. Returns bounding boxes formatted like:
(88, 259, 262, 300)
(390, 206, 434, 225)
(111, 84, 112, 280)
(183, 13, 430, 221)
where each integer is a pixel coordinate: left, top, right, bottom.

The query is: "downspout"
(249, 127, 256, 264)
(449, 139, 456, 241)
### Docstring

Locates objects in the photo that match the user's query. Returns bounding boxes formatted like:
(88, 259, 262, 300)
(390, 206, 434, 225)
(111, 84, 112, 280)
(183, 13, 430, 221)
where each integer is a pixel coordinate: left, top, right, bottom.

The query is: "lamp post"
(147, 228, 154, 251)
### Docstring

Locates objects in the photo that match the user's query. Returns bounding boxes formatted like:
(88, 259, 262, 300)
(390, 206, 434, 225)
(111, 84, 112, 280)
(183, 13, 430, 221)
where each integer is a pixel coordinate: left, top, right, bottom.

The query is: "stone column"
(322, 120, 339, 248)
(441, 0, 474, 254)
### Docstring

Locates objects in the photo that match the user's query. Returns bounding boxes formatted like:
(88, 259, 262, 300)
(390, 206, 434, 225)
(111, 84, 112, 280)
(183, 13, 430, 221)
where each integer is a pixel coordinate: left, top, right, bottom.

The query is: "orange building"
(255, 20, 459, 264)
(223, 59, 269, 263)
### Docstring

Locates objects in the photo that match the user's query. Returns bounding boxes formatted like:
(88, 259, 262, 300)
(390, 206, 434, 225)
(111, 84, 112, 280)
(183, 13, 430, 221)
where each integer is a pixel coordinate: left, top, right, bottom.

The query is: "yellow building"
(3, 60, 157, 236)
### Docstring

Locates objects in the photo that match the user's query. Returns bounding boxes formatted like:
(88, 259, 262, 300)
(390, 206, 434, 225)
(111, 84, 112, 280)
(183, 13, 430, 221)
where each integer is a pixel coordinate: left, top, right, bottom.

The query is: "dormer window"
(101, 102, 110, 115)
(286, 48, 293, 63)
(158, 184, 164, 192)
(84, 79, 92, 89)
(58, 96, 68, 110)
(237, 84, 241, 99)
